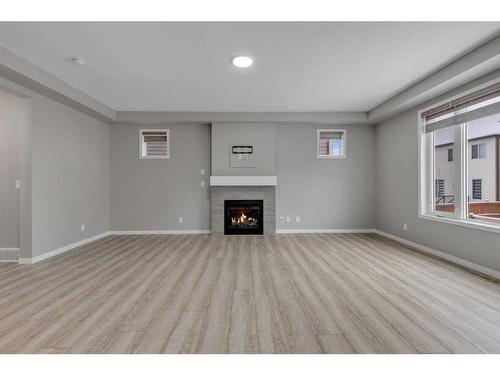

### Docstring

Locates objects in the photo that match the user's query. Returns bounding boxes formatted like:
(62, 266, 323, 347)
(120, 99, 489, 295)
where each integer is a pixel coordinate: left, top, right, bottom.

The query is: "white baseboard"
(108, 230, 211, 235)
(17, 230, 211, 264)
(373, 229, 500, 280)
(18, 231, 111, 265)
(276, 229, 376, 234)
(0, 248, 20, 262)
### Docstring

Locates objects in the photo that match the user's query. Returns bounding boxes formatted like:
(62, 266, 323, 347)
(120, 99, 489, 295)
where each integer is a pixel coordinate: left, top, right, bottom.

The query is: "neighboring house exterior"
(435, 133, 500, 203)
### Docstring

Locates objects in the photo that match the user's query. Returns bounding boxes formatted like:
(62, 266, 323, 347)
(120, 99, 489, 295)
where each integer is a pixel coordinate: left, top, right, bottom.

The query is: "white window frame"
(317, 129, 347, 159)
(139, 129, 170, 160)
(418, 78, 500, 234)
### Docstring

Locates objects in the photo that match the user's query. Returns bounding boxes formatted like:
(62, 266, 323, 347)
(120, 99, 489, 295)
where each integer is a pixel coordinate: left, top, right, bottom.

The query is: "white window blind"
(422, 83, 500, 133)
(140, 129, 170, 159)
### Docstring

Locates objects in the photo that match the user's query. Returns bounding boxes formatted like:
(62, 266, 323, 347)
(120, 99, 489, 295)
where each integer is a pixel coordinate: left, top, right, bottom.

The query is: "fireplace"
(224, 200, 264, 235)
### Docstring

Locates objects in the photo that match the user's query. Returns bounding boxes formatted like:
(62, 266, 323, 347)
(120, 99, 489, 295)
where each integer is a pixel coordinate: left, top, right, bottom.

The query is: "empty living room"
(1, 1, 500, 373)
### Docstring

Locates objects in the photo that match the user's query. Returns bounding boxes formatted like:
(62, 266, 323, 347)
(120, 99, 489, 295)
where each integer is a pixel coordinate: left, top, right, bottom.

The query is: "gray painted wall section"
(110, 123, 211, 231)
(211, 122, 276, 176)
(276, 123, 376, 230)
(0, 89, 21, 248)
(31, 94, 110, 257)
(375, 75, 500, 272)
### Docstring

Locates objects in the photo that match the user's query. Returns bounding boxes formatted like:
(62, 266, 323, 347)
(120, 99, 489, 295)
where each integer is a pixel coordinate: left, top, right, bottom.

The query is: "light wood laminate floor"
(1, 233, 500, 354)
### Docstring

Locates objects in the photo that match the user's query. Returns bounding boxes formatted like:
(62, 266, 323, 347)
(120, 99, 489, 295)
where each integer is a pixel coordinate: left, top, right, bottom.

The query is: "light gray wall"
(375, 104, 500, 272)
(110, 123, 211, 231)
(276, 123, 376, 230)
(31, 94, 110, 257)
(211, 122, 276, 176)
(0, 89, 22, 248)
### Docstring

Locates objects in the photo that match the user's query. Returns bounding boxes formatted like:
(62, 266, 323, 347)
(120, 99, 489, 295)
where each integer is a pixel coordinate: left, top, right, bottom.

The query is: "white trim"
(276, 229, 376, 234)
(18, 231, 111, 264)
(418, 213, 500, 235)
(108, 230, 211, 235)
(317, 128, 347, 159)
(373, 229, 500, 280)
(210, 176, 277, 186)
(0, 247, 20, 263)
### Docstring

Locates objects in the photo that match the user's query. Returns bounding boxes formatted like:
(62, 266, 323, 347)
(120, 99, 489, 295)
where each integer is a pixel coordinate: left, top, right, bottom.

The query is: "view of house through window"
(317, 129, 346, 158)
(424, 86, 500, 226)
(467, 113, 500, 222)
(433, 127, 457, 213)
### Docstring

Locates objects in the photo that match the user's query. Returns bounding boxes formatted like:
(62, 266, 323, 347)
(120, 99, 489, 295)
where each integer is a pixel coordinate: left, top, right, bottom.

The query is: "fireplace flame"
(231, 211, 257, 225)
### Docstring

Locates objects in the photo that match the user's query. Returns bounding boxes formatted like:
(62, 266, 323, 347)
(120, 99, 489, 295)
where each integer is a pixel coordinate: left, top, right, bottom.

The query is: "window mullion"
(457, 123, 467, 220)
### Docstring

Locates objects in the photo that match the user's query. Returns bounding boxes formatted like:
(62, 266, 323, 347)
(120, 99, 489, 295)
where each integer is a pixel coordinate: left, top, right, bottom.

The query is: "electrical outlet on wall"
(15, 180, 21, 190)
(178, 217, 183, 223)
(200, 168, 205, 175)
(200, 181, 205, 188)
(286, 216, 291, 223)
(296, 216, 301, 223)
(279, 216, 284, 223)
(403, 223, 408, 231)
(80, 224, 85, 232)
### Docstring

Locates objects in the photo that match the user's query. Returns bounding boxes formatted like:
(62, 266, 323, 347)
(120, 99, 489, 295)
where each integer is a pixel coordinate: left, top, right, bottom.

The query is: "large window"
(420, 81, 500, 230)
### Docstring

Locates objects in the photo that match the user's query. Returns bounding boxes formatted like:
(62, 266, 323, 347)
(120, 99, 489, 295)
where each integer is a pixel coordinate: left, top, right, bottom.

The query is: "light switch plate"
(15, 180, 21, 189)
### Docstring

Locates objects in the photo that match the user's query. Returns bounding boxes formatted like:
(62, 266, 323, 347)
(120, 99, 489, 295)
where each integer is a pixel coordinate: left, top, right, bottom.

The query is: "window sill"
(419, 213, 500, 235)
(317, 155, 346, 159)
(139, 156, 170, 160)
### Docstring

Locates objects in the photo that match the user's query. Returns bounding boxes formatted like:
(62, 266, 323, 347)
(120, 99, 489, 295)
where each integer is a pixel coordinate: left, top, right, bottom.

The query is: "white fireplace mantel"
(210, 176, 277, 186)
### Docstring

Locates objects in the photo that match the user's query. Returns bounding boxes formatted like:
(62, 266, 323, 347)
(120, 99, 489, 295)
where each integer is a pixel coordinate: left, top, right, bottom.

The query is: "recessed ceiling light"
(71, 57, 87, 65)
(232, 56, 253, 68)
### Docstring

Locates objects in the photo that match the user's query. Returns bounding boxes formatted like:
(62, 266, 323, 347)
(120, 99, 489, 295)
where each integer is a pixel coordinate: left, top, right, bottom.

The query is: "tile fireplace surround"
(211, 186, 276, 235)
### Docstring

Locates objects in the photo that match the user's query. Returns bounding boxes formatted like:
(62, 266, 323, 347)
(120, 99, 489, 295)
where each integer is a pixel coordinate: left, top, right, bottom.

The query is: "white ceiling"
(0, 22, 499, 112)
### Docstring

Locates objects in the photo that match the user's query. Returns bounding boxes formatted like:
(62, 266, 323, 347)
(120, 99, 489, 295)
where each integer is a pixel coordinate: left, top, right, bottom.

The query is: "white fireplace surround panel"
(210, 175, 277, 186)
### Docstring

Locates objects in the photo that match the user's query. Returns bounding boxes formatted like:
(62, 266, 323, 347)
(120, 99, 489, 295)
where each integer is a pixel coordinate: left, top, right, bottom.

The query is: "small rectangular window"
(471, 143, 486, 159)
(140, 129, 170, 159)
(472, 179, 482, 200)
(435, 179, 445, 198)
(317, 129, 346, 159)
(447, 148, 453, 162)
